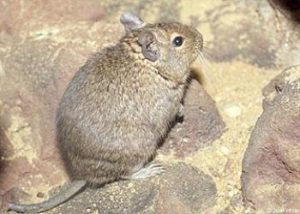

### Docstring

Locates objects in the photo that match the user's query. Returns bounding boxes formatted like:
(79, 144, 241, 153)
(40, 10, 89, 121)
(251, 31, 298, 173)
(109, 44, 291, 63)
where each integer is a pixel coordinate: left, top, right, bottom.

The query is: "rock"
(206, 0, 300, 68)
(254, 0, 300, 68)
(0, 0, 120, 198)
(241, 66, 300, 212)
(45, 163, 217, 214)
(0, 0, 105, 38)
(161, 79, 225, 158)
(268, 0, 300, 22)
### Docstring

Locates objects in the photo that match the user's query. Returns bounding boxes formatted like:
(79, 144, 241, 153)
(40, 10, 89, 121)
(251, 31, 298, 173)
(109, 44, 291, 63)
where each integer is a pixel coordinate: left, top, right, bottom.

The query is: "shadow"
(0, 127, 13, 194)
(0, 127, 13, 213)
(190, 68, 204, 85)
(156, 73, 198, 149)
(269, 0, 300, 23)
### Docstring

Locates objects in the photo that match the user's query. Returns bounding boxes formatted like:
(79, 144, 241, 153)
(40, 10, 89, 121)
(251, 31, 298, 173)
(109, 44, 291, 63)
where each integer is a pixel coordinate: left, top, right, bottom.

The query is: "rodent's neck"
(156, 67, 189, 88)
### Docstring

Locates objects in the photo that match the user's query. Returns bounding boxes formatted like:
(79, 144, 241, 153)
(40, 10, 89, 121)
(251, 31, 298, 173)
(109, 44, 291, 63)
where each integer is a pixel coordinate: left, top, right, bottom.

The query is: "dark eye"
(172, 36, 184, 47)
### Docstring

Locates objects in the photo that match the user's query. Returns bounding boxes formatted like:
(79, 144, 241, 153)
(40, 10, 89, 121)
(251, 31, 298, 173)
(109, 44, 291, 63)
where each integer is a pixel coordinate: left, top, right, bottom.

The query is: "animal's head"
(120, 12, 203, 83)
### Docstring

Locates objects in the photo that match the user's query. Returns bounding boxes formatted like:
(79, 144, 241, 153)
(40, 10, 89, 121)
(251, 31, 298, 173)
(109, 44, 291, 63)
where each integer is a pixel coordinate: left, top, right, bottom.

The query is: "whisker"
(197, 50, 211, 71)
(202, 45, 214, 61)
(194, 49, 217, 94)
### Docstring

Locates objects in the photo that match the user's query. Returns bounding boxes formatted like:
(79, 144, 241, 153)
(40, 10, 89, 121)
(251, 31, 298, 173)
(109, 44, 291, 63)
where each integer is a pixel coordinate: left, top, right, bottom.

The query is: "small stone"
(182, 137, 190, 143)
(223, 104, 241, 118)
(0, 61, 5, 77)
(220, 146, 230, 155)
(36, 192, 45, 198)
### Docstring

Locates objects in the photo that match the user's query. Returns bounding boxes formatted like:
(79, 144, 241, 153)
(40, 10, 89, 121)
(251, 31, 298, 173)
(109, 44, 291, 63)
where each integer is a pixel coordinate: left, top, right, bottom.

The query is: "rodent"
(8, 12, 203, 213)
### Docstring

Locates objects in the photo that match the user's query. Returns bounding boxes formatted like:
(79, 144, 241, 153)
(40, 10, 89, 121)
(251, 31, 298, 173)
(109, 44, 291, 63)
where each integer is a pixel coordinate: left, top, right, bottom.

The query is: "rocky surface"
(45, 163, 216, 214)
(161, 79, 225, 158)
(1, 0, 300, 213)
(241, 66, 300, 213)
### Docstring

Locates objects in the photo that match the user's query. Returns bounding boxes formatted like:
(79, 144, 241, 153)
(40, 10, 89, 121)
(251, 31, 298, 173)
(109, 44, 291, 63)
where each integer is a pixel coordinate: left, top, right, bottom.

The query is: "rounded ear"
(120, 12, 146, 33)
(138, 31, 160, 62)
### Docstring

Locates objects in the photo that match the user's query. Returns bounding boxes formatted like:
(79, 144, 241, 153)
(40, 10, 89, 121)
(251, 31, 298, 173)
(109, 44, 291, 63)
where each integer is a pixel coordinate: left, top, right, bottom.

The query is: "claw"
(127, 163, 165, 180)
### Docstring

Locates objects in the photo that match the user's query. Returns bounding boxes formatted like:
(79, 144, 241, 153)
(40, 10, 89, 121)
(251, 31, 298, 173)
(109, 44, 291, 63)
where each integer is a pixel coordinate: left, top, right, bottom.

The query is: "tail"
(8, 180, 87, 213)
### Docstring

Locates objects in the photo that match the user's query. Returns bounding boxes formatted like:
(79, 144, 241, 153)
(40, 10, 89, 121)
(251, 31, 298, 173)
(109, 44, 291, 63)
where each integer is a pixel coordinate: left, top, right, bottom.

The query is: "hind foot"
(123, 163, 165, 180)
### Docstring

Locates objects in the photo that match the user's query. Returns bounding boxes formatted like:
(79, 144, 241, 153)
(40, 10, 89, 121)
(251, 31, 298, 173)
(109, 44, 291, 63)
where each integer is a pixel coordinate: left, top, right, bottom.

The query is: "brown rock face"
(241, 66, 300, 212)
(161, 79, 225, 158)
(0, 0, 122, 202)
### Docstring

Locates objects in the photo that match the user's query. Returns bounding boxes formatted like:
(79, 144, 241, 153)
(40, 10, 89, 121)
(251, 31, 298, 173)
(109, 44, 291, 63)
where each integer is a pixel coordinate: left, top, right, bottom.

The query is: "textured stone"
(268, 0, 300, 22)
(0, 0, 120, 200)
(241, 66, 300, 213)
(45, 163, 217, 214)
(161, 79, 225, 158)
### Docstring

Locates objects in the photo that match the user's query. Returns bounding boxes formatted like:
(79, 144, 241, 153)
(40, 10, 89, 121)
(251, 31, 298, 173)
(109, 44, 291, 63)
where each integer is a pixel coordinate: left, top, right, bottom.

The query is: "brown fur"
(56, 21, 202, 184)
